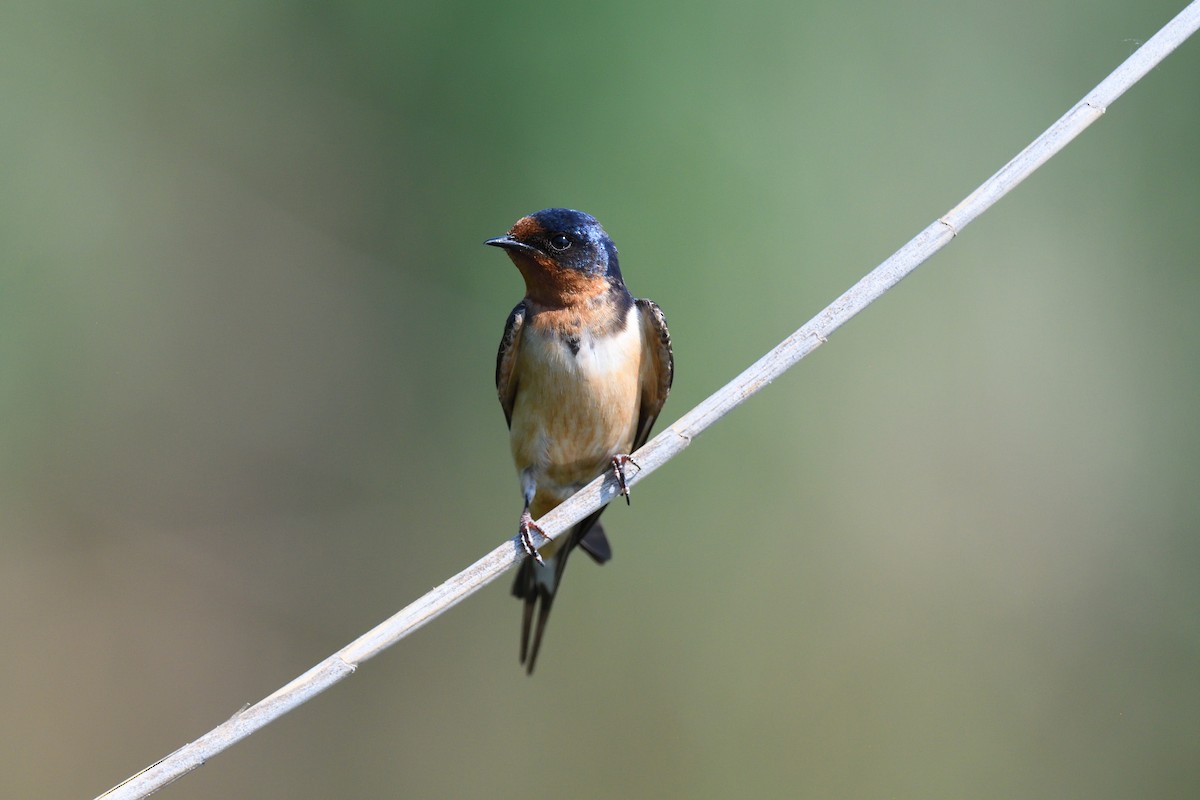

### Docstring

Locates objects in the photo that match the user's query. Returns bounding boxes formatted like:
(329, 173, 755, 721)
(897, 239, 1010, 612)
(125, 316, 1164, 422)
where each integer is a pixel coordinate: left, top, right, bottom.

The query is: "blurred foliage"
(2, 2, 1199, 798)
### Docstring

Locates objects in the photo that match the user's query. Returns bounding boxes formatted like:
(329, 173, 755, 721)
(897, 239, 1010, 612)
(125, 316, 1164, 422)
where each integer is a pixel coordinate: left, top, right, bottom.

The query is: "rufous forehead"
(510, 215, 544, 239)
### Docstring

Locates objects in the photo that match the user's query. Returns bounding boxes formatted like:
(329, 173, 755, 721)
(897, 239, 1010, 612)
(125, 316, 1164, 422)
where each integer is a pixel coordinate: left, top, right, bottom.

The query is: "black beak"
(484, 235, 538, 254)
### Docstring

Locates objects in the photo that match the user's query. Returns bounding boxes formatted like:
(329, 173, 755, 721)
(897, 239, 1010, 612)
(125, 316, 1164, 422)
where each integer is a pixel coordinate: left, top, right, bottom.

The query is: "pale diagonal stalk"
(96, 4, 1200, 798)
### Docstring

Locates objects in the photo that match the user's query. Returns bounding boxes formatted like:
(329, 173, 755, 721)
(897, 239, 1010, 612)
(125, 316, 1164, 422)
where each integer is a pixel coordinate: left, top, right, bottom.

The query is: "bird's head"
(485, 208, 623, 306)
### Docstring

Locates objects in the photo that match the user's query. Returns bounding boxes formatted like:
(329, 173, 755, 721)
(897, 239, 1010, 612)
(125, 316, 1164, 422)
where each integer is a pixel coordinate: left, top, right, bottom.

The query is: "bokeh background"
(4, 2, 1199, 798)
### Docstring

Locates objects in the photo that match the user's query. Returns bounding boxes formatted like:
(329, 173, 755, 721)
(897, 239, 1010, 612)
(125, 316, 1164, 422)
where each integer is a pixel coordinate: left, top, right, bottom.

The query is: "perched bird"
(486, 208, 673, 674)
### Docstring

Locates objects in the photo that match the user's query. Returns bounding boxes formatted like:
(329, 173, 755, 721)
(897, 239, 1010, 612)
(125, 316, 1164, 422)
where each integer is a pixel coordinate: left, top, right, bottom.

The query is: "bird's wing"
(633, 298, 674, 450)
(495, 301, 527, 428)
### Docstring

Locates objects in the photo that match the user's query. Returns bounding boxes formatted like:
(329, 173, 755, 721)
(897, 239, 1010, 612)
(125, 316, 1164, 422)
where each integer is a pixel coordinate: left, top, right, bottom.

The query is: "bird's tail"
(512, 510, 611, 674)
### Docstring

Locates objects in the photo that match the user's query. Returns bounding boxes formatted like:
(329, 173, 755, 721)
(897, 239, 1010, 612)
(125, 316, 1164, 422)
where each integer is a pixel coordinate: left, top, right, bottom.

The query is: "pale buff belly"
(510, 322, 642, 514)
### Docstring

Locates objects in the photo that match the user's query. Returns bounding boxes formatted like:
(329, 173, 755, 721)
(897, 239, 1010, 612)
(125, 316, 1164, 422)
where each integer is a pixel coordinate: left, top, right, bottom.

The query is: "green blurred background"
(3, 2, 1199, 798)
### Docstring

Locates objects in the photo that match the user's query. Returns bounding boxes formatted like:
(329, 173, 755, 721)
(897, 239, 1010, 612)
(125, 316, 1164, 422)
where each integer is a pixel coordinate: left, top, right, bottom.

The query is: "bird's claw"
(518, 510, 546, 565)
(611, 454, 639, 505)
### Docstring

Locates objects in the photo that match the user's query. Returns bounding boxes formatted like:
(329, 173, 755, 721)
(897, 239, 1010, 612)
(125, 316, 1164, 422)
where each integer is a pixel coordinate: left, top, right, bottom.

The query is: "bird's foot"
(518, 509, 546, 565)
(611, 454, 640, 505)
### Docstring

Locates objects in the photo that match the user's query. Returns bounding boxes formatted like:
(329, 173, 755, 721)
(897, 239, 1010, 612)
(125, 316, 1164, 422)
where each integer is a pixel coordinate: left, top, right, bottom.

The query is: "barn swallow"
(486, 208, 673, 674)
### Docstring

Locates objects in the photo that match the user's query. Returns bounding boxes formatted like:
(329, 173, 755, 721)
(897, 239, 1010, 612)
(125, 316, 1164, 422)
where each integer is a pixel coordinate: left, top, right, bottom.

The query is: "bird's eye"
(548, 233, 572, 251)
